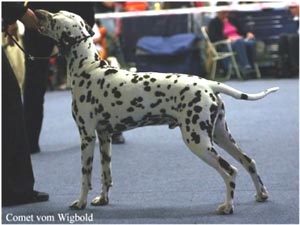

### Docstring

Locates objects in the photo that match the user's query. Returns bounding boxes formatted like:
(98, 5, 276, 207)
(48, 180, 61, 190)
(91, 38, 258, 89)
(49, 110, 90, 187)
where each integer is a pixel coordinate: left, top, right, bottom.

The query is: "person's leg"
(23, 30, 55, 153)
(278, 34, 289, 77)
(288, 34, 299, 75)
(2, 48, 34, 205)
(244, 38, 257, 68)
(230, 39, 251, 69)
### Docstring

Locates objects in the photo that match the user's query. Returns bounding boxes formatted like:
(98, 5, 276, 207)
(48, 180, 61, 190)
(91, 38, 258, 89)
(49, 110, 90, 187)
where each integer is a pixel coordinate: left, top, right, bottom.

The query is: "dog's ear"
(84, 21, 95, 36)
(58, 31, 76, 54)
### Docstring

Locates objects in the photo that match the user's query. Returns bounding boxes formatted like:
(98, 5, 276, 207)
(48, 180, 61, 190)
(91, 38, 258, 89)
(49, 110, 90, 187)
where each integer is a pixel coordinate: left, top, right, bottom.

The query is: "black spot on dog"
(229, 182, 236, 189)
(257, 175, 264, 186)
(91, 97, 96, 104)
(209, 93, 216, 102)
(160, 109, 166, 114)
(150, 99, 162, 108)
(72, 50, 78, 59)
(105, 69, 118, 76)
(210, 104, 218, 123)
(86, 90, 92, 102)
(127, 107, 134, 112)
(130, 97, 144, 108)
(248, 166, 256, 173)
(95, 104, 104, 114)
(209, 147, 218, 155)
(180, 86, 190, 96)
(79, 80, 85, 87)
(243, 154, 252, 163)
(102, 112, 111, 120)
(192, 114, 200, 124)
(131, 75, 140, 84)
(82, 167, 90, 175)
(185, 118, 191, 124)
(72, 100, 79, 116)
(86, 157, 93, 166)
(95, 104, 104, 115)
(241, 93, 248, 100)
(191, 132, 201, 144)
(79, 57, 88, 69)
(194, 105, 202, 113)
(155, 91, 165, 97)
(86, 80, 92, 89)
(100, 79, 105, 89)
(219, 157, 234, 175)
(187, 110, 193, 117)
(78, 116, 85, 124)
(79, 95, 85, 102)
(188, 91, 201, 107)
(112, 87, 121, 98)
(100, 60, 108, 68)
(101, 151, 111, 162)
(144, 86, 151, 92)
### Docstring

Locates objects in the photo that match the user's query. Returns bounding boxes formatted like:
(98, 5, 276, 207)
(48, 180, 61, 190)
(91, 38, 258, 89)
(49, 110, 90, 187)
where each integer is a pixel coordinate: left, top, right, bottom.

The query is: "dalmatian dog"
(36, 10, 279, 214)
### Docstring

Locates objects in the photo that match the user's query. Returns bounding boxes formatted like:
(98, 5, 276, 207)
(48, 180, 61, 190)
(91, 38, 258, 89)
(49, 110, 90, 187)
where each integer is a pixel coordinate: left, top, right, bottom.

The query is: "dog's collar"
(57, 35, 92, 55)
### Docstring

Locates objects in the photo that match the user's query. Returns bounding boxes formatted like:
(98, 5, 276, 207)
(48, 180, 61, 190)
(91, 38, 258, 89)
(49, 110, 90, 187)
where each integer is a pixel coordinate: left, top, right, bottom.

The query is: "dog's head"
(35, 10, 94, 53)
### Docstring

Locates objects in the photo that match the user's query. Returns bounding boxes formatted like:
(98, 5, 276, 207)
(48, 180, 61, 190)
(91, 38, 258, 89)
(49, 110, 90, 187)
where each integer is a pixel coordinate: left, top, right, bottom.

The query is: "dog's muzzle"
(35, 9, 52, 32)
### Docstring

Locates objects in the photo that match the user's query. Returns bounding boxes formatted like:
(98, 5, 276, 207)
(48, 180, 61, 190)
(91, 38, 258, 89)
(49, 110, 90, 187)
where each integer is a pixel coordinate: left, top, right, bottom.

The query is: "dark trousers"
(278, 33, 299, 77)
(2, 48, 35, 205)
(231, 38, 256, 69)
(23, 30, 55, 152)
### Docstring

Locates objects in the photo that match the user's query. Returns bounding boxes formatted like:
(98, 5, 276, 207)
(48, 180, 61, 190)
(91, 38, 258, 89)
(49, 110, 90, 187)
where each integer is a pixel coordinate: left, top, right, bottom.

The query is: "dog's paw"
(216, 203, 234, 215)
(91, 196, 109, 206)
(69, 200, 87, 210)
(255, 188, 269, 202)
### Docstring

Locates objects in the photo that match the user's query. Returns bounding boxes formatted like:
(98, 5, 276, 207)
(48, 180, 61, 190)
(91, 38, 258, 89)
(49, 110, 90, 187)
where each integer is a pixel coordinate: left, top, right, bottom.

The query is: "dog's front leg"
(70, 132, 96, 210)
(91, 131, 112, 206)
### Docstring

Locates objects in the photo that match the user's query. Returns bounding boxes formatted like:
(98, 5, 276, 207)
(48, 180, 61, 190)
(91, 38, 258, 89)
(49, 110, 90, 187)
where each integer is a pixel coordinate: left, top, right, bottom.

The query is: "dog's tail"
(210, 81, 279, 100)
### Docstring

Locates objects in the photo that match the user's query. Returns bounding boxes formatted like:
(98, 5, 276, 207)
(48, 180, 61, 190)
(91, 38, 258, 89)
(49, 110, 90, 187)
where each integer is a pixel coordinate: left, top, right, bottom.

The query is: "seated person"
(278, 3, 299, 77)
(208, 2, 257, 75)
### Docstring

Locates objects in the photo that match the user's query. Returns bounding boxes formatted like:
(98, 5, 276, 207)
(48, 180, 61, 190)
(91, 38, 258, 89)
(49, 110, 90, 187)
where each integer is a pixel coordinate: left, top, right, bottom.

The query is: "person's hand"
(5, 23, 19, 46)
(228, 36, 241, 41)
(20, 8, 39, 30)
(246, 32, 255, 39)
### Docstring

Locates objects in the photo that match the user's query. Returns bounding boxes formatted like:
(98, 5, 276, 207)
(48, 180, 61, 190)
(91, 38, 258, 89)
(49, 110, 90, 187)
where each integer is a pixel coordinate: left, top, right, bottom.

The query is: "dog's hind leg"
(213, 100, 268, 202)
(180, 124, 238, 214)
(91, 131, 112, 206)
(70, 131, 96, 210)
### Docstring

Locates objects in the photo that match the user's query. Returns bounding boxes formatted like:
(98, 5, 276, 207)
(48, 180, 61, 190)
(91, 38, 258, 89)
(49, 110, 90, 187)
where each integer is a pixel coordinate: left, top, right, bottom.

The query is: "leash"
(5, 31, 93, 61)
(5, 31, 60, 60)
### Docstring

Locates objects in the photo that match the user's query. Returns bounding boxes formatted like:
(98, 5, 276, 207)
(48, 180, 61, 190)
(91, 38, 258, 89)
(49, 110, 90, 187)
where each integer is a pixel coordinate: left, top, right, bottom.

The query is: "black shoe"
(241, 66, 255, 79)
(112, 133, 125, 144)
(31, 190, 49, 203)
(2, 190, 49, 206)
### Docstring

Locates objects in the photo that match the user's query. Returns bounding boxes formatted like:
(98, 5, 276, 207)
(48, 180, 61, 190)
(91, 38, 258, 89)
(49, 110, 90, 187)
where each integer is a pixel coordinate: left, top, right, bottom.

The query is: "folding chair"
(201, 26, 242, 80)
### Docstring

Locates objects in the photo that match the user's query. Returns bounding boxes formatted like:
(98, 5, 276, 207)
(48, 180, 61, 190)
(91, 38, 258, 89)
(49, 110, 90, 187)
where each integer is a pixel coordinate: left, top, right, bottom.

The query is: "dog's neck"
(64, 37, 100, 79)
